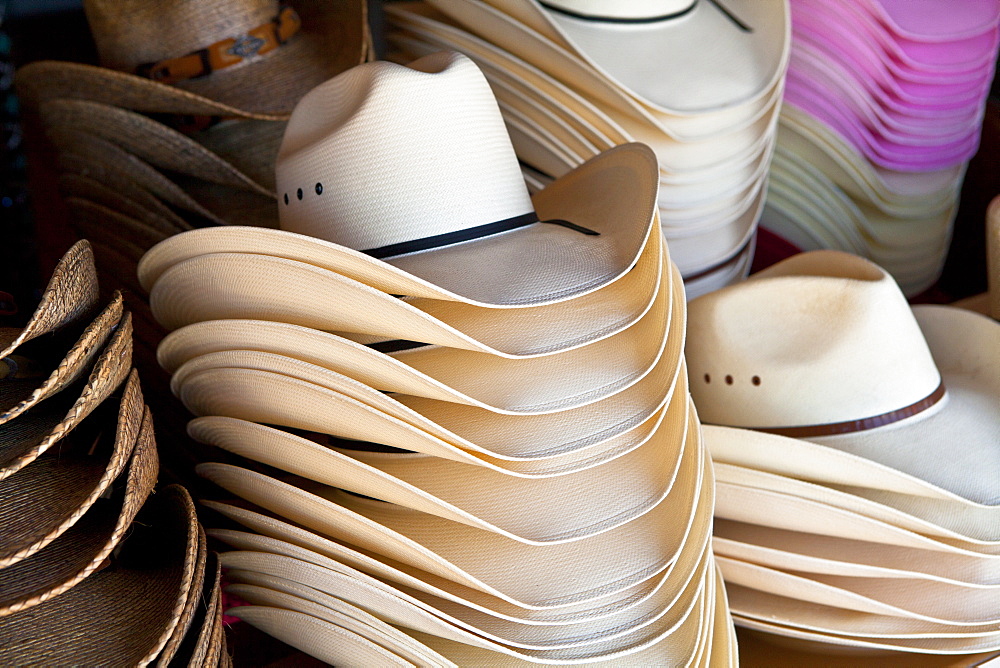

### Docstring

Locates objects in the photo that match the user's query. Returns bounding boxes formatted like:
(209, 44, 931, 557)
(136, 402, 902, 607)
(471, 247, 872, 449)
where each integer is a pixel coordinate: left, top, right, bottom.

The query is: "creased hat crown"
(275, 51, 534, 254)
(686, 251, 941, 430)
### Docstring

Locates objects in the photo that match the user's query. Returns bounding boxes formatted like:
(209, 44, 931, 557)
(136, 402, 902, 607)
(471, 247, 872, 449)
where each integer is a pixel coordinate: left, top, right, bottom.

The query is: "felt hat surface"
(260, 51, 657, 307)
(686, 251, 1000, 505)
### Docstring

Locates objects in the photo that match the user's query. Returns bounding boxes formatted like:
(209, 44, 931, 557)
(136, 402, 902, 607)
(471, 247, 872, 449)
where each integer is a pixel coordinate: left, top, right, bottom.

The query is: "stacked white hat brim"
(683, 250, 1000, 658)
(142, 52, 732, 664)
(383, 0, 791, 298)
(761, 0, 998, 296)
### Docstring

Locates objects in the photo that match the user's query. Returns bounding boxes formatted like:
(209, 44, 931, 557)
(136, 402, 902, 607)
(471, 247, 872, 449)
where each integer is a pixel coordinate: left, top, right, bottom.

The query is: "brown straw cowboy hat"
(17, 0, 369, 117)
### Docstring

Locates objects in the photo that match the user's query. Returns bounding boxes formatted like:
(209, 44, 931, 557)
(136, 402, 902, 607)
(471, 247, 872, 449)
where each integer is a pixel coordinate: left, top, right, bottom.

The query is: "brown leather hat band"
(135, 5, 301, 85)
(753, 381, 946, 438)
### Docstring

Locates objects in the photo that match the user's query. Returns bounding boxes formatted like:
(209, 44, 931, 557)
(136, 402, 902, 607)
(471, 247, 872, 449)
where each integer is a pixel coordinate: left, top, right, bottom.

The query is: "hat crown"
(275, 52, 534, 254)
(686, 251, 942, 430)
(84, 0, 280, 72)
(541, 0, 697, 20)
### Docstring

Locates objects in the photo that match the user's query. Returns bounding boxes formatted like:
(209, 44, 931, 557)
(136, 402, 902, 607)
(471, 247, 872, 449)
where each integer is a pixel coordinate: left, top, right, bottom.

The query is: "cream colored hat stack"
(382, 0, 791, 299)
(139, 51, 735, 665)
(684, 250, 1000, 659)
(0, 241, 226, 665)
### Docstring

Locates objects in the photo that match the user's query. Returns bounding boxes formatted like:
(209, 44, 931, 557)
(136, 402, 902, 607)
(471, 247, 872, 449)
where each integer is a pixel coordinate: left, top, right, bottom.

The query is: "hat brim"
(167, 250, 670, 415)
(202, 452, 708, 611)
(142, 143, 657, 308)
(15, 0, 369, 116)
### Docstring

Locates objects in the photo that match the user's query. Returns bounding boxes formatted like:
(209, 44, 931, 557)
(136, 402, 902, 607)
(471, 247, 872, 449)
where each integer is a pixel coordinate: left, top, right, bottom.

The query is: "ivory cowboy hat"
(198, 451, 709, 611)
(204, 496, 709, 625)
(139, 51, 659, 308)
(17, 0, 368, 116)
(0, 240, 98, 362)
(186, 394, 691, 545)
(686, 251, 1000, 505)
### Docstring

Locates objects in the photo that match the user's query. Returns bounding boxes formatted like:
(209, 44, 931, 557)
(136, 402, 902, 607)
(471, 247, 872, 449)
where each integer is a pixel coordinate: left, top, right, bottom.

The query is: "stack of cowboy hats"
(14, 0, 370, 291)
(761, 0, 999, 296)
(383, 0, 792, 299)
(137, 51, 735, 664)
(0, 240, 227, 665)
(682, 250, 1000, 658)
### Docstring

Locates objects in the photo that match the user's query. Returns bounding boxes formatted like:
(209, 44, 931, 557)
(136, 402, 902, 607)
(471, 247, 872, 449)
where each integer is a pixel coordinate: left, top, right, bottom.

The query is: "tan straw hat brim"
(149, 233, 668, 360)
(37, 99, 274, 196)
(58, 173, 191, 237)
(0, 293, 122, 425)
(141, 143, 657, 308)
(0, 240, 99, 361)
(719, 556, 1000, 627)
(157, 526, 209, 665)
(199, 443, 708, 610)
(0, 406, 157, 616)
(181, 356, 686, 477)
(0, 312, 133, 480)
(168, 255, 671, 416)
(0, 367, 142, 567)
(0, 484, 198, 664)
(714, 519, 1000, 587)
(190, 396, 693, 545)
(170, 551, 222, 667)
(204, 497, 708, 626)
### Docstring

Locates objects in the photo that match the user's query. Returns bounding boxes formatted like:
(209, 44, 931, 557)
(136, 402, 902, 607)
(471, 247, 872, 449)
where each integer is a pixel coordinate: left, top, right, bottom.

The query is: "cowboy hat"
(16, 0, 369, 117)
(0, 240, 98, 361)
(140, 51, 659, 308)
(0, 400, 158, 616)
(0, 485, 199, 664)
(0, 311, 133, 481)
(146, 234, 672, 359)
(0, 293, 122, 426)
(687, 251, 1000, 506)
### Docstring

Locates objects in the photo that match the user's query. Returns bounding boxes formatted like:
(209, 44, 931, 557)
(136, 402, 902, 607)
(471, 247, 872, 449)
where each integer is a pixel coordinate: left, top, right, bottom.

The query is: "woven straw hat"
(0, 364, 141, 569)
(172, 552, 223, 667)
(166, 254, 673, 416)
(148, 235, 672, 360)
(0, 310, 133, 481)
(0, 484, 198, 664)
(140, 51, 659, 308)
(37, 98, 274, 197)
(686, 250, 1000, 506)
(0, 401, 159, 616)
(0, 293, 122, 426)
(16, 0, 368, 117)
(0, 240, 98, 362)
(198, 447, 709, 611)
(58, 173, 191, 237)
(187, 395, 692, 545)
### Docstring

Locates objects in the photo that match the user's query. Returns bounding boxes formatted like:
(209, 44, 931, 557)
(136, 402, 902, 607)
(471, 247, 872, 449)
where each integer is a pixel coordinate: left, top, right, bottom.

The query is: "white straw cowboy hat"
(147, 235, 673, 359)
(0, 240, 98, 362)
(185, 394, 691, 545)
(204, 497, 708, 626)
(198, 450, 709, 611)
(164, 255, 674, 416)
(139, 51, 660, 308)
(0, 399, 159, 616)
(418, 0, 789, 133)
(173, 336, 686, 477)
(686, 250, 1000, 505)
(0, 485, 199, 666)
(17, 0, 368, 116)
(215, 524, 710, 650)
